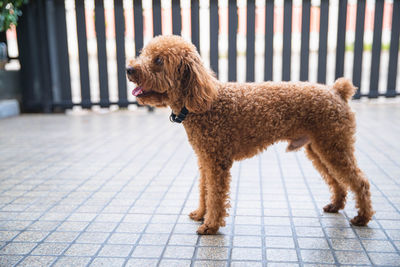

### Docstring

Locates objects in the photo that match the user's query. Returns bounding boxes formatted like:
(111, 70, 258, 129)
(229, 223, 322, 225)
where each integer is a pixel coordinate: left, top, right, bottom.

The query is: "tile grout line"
(295, 152, 345, 266)
(11, 122, 167, 266)
(258, 155, 267, 266)
(274, 146, 304, 267)
(0, 132, 110, 195)
(3, 133, 114, 212)
(153, 152, 197, 266)
(51, 125, 177, 266)
(0, 131, 116, 254)
(118, 148, 192, 266)
(83, 130, 184, 266)
(354, 147, 400, 254)
(226, 162, 242, 266)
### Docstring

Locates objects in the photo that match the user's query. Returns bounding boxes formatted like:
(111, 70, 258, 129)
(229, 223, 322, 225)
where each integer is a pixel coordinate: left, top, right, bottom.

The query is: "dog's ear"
(181, 56, 217, 113)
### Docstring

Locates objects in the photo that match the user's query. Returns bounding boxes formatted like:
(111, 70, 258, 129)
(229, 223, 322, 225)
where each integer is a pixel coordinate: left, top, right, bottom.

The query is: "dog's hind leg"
(189, 160, 207, 221)
(196, 157, 232, 235)
(311, 141, 374, 226)
(305, 144, 347, 212)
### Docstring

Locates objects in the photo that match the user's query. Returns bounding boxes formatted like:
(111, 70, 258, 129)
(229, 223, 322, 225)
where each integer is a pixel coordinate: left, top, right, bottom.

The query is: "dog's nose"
(126, 66, 135, 75)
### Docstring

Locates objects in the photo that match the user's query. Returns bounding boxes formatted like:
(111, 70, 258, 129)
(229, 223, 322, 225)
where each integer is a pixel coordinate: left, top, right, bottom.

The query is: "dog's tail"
(332, 78, 357, 101)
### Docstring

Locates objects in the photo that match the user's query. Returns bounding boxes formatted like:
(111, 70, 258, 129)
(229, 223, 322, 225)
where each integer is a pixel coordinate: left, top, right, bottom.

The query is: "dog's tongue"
(132, 86, 143, 96)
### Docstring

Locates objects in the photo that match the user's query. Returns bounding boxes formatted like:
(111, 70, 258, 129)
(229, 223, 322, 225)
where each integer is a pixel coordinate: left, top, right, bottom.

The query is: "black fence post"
(369, 0, 384, 98)
(246, 0, 255, 82)
(353, 0, 365, 99)
(387, 0, 400, 98)
(191, 0, 200, 52)
(282, 0, 292, 81)
(228, 0, 237, 82)
(210, 0, 219, 76)
(17, 0, 53, 112)
(335, 0, 347, 79)
(300, 0, 310, 81)
(317, 0, 329, 84)
(264, 0, 274, 81)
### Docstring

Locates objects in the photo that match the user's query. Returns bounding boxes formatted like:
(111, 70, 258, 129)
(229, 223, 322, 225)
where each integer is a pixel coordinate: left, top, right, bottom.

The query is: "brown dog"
(127, 35, 374, 235)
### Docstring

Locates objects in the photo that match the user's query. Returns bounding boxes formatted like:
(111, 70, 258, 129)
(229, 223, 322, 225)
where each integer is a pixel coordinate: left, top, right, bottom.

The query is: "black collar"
(170, 106, 189, 123)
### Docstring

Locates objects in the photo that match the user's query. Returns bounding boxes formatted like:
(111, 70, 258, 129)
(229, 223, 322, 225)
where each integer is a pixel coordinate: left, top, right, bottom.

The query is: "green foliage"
(0, 0, 28, 32)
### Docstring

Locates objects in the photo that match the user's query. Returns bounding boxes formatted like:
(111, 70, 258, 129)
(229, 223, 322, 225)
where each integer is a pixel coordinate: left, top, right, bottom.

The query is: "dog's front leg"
(197, 158, 232, 235)
(189, 161, 207, 221)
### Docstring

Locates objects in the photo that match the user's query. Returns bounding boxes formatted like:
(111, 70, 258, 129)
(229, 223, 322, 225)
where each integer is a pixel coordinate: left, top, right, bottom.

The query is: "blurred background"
(0, 0, 399, 114)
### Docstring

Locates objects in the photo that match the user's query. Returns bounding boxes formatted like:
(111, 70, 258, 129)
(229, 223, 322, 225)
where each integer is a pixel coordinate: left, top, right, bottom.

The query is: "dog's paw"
(189, 210, 205, 221)
(196, 224, 219, 235)
(323, 203, 340, 213)
(350, 215, 369, 226)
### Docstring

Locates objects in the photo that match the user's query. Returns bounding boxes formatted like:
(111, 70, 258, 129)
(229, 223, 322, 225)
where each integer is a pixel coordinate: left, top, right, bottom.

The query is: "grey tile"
(268, 263, 300, 267)
(386, 229, 400, 240)
(163, 246, 195, 259)
(131, 245, 164, 258)
(18, 255, 56, 266)
(361, 239, 396, 252)
(0, 255, 23, 266)
(0, 231, 20, 241)
(98, 244, 133, 257)
(126, 258, 158, 267)
(295, 227, 324, 237)
(231, 261, 262, 267)
(53, 256, 91, 267)
(231, 247, 262, 261)
(64, 243, 100, 256)
(196, 247, 229, 260)
(87, 222, 118, 232)
(193, 260, 227, 267)
(368, 252, 400, 266)
(13, 231, 49, 242)
(173, 224, 199, 234)
(27, 221, 59, 231)
(297, 238, 329, 249)
(31, 242, 69, 255)
(90, 257, 125, 267)
(325, 227, 356, 238)
(355, 228, 387, 239)
(75, 232, 109, 244)
(263, 216, 291, 226)
(199, 235, 230, 247)
(300, 249, 335, 263)
(0, 242, 37, 255)
(335, 251, 371, 265)
(266, 249, 298, 262)
(45, 231, 79, 242)
(233, 235, 261, 247)
(57, 221, 89, 232)
(235, 225, 262, 235)
(265, 236, 295, 248)
(330, 238, 363, 251)
(139, 234, 169, 245)
(159, 259, 191, 267)
(265, 226, 292, 236)
(108, 233, 140, 245)
(168, 234, 197, 246)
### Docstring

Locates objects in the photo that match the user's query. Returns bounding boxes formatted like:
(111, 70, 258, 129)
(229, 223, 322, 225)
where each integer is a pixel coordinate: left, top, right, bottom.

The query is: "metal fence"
(14, 0, 400, 112)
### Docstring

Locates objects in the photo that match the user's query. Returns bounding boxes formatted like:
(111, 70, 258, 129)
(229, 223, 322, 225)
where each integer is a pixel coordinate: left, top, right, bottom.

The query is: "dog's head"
(127, 35, 217, 113)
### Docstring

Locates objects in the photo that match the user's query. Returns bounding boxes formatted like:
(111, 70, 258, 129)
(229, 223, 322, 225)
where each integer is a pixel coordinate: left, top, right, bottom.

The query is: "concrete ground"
(0, 102, 399, 266)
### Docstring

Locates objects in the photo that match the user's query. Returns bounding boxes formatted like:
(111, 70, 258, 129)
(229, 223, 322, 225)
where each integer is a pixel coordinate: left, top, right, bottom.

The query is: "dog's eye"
(154, 57, 163, 66)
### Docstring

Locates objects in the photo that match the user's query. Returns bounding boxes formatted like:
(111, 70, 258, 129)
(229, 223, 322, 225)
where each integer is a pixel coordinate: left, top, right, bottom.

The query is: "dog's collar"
(170, 106, 189, 123)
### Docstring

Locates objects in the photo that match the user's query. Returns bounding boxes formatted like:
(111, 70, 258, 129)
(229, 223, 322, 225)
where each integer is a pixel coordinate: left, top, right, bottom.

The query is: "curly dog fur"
(127, 35, 374, 234)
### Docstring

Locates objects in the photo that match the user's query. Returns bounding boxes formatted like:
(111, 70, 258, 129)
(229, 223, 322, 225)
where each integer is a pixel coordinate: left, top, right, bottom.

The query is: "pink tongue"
(132, 86, 143, 96)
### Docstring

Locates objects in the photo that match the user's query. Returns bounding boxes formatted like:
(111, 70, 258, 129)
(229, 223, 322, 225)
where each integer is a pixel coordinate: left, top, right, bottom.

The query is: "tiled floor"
(0, 102, 399, 266)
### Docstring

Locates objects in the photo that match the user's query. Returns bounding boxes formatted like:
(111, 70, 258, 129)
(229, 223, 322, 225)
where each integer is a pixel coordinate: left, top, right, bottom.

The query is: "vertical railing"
(14, 0, 400, 112)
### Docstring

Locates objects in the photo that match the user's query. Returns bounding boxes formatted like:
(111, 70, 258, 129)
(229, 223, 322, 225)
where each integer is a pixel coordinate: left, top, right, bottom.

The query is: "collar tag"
(170, 106, 189, 123)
